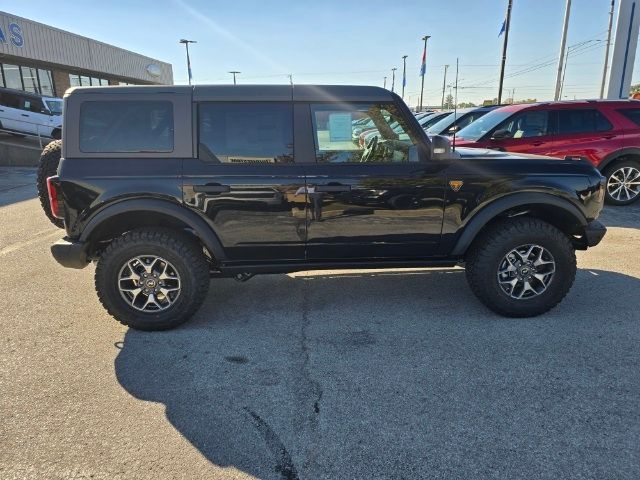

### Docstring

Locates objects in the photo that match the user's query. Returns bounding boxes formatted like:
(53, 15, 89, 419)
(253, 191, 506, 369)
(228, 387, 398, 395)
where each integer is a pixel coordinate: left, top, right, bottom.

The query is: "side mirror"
(431, 134, 452, 160)
(491, 129, 509, 140)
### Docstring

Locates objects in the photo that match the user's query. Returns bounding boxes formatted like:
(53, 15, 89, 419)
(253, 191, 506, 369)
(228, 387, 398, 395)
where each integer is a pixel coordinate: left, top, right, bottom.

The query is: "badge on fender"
(449, 180, 464, 192)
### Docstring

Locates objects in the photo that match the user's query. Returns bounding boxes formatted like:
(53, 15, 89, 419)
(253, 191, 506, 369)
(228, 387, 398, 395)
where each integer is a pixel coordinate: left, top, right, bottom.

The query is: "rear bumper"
(584, 220, 607, 247)
(51, 238, 89, 269)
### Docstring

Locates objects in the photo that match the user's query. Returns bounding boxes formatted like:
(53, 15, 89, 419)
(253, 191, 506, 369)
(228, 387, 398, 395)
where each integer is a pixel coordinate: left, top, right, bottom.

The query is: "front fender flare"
(79, 198, 226, 260)
(451, 192, 587, 257)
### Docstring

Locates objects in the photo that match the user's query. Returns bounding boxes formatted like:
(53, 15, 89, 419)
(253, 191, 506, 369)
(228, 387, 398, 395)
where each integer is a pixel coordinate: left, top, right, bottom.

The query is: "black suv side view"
(41, 85, 607, 330)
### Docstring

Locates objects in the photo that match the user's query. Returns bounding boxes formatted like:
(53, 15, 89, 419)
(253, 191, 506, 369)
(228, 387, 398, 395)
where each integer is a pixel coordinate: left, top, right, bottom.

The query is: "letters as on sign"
(0, 22, 24, 47)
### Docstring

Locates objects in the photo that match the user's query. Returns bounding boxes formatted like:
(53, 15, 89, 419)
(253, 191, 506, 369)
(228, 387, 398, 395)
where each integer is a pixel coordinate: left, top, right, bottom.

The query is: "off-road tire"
(465, 217, 576, 317)
(36, 140, 64, 228)
(95, 228, 210, 331)
(603, 159, 640, 206)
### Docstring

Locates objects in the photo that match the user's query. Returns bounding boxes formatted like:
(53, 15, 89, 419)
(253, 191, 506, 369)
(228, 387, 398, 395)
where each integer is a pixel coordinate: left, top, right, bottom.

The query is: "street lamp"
(179, 39, 197, 85)
(229, 71, 240, 85)
(401, 55, 408, 99)
(560, 39, 603, 98)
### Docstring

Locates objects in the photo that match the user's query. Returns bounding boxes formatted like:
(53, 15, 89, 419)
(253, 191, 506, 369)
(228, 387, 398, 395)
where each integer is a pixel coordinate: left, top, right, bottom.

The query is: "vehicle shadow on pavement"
(0, 167, 38, 207)
(599, 203, 640, 229)
(115, 267, 639, 480)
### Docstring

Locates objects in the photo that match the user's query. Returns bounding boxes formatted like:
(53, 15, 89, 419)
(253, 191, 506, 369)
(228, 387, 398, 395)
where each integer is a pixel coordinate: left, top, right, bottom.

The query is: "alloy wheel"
(607, 166, 640, 202)
(497, 244, 556, 300)
(118, 255, 181, 312)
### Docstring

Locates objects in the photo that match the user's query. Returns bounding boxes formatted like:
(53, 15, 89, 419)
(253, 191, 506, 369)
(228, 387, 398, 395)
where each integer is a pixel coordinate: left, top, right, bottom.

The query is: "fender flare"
(451, 192, 587, 257)
(79, 198, 226, 260)
(597, 147, 640, 172)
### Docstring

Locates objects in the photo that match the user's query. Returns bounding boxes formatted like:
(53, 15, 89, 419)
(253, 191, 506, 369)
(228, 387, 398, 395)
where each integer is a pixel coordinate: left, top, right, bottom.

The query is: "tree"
(443, 94, 455, 110)
(457, 101, 477, 108)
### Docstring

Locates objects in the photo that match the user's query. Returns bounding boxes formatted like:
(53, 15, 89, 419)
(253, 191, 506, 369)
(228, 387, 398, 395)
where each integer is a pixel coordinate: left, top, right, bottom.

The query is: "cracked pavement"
(1, 168, 639, 479)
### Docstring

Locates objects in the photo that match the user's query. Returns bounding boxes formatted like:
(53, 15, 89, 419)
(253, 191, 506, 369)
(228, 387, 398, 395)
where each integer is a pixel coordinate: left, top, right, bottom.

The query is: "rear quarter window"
(79, 100, 174, 153)
(618, 108, 640, 126)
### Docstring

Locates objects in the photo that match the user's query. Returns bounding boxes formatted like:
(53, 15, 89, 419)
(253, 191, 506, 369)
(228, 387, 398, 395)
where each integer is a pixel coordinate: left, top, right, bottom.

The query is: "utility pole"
(383, 76, 387, 89)
(497, 0, 513, 104)
(419, 35, 430, 111)
(554, 0, 572, 100)
(441, 64, 449, 109)
(391, 67, 397, 93)
(228, 71, 240, 85)
(179, 39, 197, 85)
(401, 55, 408, 99)
(600, 0, 615, 98)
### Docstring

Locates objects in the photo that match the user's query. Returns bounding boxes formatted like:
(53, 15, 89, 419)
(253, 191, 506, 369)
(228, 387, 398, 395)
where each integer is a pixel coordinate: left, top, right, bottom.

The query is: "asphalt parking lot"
(1, 167, 638, 480)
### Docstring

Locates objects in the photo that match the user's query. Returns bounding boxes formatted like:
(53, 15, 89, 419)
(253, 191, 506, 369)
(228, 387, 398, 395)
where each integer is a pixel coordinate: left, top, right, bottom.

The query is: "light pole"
(419, 35, 431, 111)
(229, 71, 240, 85)
(554, 0, 572, 100)
(441, 64, 449, 109)
(401, 55, 408, 99)
(383, 76, 387, 89)
(179, 39, 196, 85)
(560, 39, 602, 98)
(600, 0, 615, 98)
(497, 0, 513, 104)
(391, 67, 397, 93)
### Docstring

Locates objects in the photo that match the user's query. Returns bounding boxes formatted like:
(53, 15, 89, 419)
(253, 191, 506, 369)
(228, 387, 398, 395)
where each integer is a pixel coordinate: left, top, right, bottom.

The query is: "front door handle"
(193, 185, 230, 193)
(532, 141, 545, 146)
(21, 114, 29, 117)
(315, 185, 351, 193)
(602, 135, 616, 140)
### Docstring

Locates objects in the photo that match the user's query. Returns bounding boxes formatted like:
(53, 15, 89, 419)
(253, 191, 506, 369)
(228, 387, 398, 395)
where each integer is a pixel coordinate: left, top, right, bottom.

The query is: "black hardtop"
(65, 84, 397, 103)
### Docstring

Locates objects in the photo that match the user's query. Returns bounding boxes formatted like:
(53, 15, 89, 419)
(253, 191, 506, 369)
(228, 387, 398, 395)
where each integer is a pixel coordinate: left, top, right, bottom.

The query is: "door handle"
(193, 185, 230, 193)
(315, 185, 351, 193)
(21, 114, 30, 117)
(602, 135, 616, 140)
(532, 141, 545, 146)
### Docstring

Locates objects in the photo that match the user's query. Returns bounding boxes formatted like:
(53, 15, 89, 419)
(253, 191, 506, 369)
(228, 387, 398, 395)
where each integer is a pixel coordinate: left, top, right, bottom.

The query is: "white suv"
(0, 87, 63, 140)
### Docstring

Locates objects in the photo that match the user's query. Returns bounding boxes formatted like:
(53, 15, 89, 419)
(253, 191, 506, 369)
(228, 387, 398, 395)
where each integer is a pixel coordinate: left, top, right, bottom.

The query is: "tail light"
(46, 176, 64, 219)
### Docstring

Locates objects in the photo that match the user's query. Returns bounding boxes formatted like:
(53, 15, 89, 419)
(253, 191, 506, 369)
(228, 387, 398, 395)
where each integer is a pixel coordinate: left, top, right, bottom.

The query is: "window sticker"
(328, 113, 353, 142)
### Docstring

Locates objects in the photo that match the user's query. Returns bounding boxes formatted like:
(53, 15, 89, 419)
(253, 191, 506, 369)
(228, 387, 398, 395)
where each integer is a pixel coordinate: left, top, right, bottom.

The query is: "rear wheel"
(603, 159, 640, 205)
(465, 218, 576, 317)
(36, 140, 64, 228)
(95, 228, 210, 331)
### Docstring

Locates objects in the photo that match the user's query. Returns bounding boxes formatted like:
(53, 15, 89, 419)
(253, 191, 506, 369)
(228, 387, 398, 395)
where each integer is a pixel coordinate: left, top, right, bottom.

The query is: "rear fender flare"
(451, 192, 587, 257)
(79, 198, 226, 260)
(597, 148, 640, 172)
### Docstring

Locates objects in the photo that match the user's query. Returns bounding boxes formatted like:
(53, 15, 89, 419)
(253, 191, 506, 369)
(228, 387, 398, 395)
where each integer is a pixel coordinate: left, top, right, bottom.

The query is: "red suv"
(455, 100, 640, 205)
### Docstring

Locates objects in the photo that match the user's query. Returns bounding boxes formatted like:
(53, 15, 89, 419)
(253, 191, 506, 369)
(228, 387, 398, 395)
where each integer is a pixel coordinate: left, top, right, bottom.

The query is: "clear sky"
(8, 0, 639, 106)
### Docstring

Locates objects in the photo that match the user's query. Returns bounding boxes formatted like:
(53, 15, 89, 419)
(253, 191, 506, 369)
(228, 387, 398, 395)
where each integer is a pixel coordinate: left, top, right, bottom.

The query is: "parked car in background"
(359, 111, 452, 148)
(455, 100, 640, 205)
(425, 105, 500, 137)
(0, 87, 63, 139)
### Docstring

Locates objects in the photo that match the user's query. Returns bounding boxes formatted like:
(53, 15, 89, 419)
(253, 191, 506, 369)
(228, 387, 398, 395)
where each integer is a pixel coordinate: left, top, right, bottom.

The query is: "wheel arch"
(79, 198, 226, 262)
(451, 193, 588, 257)
(597, 147, 640, 172)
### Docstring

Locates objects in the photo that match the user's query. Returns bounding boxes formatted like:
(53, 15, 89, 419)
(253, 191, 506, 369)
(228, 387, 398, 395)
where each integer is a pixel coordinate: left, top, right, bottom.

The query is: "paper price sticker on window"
(328, 113, 353, 142)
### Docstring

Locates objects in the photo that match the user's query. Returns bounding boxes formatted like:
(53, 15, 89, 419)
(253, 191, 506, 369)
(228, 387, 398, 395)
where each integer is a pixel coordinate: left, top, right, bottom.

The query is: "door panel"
(304, 164, 445, 259)
(183, 101, 306, 262)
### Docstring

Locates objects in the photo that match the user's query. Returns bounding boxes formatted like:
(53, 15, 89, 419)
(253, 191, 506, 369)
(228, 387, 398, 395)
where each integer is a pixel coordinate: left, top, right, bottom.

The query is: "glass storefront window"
(21, 66, 39, 93)
(69, 74, 81, 87)
(3, 64, 23, 90)
(38, 69, 54, 96)
(80, 76, 91, 86)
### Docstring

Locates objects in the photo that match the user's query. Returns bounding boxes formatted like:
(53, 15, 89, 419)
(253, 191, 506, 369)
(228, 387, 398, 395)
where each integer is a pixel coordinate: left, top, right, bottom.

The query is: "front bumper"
(51, 238, 89, 269)
(584, 220, 607, 247)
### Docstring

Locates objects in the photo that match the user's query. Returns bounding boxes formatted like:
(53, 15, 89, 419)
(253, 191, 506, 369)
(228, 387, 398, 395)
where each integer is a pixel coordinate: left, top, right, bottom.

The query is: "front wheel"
(603, 159, 640, 205)
(465, 218, 577, 317)
(95, 228, 210, 331)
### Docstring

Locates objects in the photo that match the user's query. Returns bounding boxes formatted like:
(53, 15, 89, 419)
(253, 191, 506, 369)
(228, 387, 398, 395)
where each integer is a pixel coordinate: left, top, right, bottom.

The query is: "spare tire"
(36, 140, 64, 228)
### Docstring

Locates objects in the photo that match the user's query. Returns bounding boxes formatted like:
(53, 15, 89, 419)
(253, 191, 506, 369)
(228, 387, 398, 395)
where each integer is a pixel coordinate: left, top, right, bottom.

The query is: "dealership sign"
(0, 22, 23, 47)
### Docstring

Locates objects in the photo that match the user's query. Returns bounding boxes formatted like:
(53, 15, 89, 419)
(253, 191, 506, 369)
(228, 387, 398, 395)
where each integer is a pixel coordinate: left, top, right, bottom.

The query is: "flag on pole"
(402, 69, 406, 87)
(498, 19, 506, 36)
(419, 44, 427, 77)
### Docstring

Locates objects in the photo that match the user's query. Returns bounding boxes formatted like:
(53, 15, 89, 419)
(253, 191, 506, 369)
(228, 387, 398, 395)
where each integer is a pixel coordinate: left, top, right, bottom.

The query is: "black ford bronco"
(40, 85, 607, 330)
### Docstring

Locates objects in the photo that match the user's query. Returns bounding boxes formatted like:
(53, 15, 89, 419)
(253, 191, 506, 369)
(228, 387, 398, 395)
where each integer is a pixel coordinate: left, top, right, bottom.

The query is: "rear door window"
(557, 109, 612, 135)
(198, 102, 293, 163)
(494, 110, 551, 139)
(79, 101, 174, 153)
(0, 92, 21, 109)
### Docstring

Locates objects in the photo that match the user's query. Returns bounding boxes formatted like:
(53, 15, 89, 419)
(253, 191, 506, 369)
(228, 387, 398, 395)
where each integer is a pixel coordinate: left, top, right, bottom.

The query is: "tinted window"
(494, 110, 550, 139)
(198, 103, 293, 164)
(0, 92, 21, 108)
(618, 108, 640, 126)
(23, 97, 45, 113)
(80, 101, 174, 153)
(557, 109, 611, 135)
(311, 103, 419, 163)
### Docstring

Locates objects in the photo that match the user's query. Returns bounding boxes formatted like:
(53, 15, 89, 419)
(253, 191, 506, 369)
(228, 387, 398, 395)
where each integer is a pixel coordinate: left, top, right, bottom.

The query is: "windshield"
(420, 112, 451, 129)
(425, 111, 468, 134)
(45, 100, 63, 116)
(455, 109, 514, 141)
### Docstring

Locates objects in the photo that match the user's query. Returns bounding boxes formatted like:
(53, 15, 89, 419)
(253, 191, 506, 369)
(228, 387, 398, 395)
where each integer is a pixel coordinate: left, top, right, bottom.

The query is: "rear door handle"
(532, 141, 545, 146)
(21, 114, 29, 117)
(193, 185, 230, 193)
(315, 185, 351, 193)
(602, 135, 616, 140)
